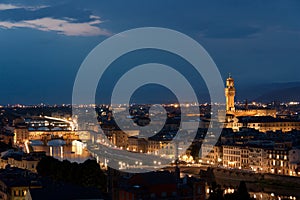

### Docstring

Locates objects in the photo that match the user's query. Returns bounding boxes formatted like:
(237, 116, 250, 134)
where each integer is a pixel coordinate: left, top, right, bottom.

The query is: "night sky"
(0, 0, 300, 104)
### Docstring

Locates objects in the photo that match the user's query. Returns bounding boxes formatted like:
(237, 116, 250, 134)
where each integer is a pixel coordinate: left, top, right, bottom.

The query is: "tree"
(237, 181, 251, 200)
(37, 156, 107, 192)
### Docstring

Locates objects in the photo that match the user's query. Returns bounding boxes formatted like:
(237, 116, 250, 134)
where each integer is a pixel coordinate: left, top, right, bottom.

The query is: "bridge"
(28, 131, 80, 145)
(15, 116, 79, 145)
(25, 116, 75, 131)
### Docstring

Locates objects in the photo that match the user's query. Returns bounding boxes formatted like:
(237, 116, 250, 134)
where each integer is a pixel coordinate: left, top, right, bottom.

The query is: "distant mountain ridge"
(125, 82, 300, 104)
(237, 82, 300, 103)
(255, 86, 300, 102)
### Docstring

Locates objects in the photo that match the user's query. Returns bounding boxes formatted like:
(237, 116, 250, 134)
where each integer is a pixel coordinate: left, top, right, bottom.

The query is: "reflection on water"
(31, 142, 92, 163)
(216, 180, 299, 200)
(222, 188, 298, 200)
(249, 192, 297, 200)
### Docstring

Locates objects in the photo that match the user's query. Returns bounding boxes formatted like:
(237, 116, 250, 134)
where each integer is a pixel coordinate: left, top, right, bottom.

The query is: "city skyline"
(0, 0, 300, 104)
(1, 2, 300, 200)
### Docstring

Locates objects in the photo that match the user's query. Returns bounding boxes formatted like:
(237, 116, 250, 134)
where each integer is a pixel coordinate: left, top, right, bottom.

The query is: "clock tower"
(225, 74, 236, 111)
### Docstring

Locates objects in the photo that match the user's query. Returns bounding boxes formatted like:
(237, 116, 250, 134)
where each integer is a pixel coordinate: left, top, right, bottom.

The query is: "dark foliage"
(0, 141, 14, 152)
(189, 143, 201, 160)
(36, 156, 107, 192)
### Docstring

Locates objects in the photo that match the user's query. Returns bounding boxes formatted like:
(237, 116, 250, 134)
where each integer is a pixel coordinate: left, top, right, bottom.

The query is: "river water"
(30, 139, 299, 199)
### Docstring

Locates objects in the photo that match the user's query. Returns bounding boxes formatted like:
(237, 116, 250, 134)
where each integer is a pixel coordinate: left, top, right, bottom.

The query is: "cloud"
(0, 4, 20, 10)
(0, 16, 111, 36)
(0, 2, 111, 36)
(0, 3, 48, 11)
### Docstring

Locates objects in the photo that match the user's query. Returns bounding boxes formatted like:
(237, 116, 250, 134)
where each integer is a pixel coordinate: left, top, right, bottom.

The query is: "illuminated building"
(224, 74, 276, 118)
(222, 145, 245, 168)
(0, 152, 46, 173)
(0, 168, 41, 200)
(225, 74, 235, 112)
(266, 147, 290, 175)
(14, 126, 29, 144)
(127, 137, 147, 153)
(201, 144, 222, 165)
(13, 116, 79, 144)
(223, 75, 300, 132)
(237, 116, 300, 133)
(105, 130, 128, 149)
(220, 141, 300, 175)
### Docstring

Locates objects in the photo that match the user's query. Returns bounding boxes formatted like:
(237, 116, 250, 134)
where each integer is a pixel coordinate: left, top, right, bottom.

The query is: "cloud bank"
(0, 3, 110, 36)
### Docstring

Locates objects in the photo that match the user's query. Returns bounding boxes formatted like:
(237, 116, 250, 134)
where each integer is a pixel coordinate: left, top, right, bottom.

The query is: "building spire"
(228, 73, 232, 78)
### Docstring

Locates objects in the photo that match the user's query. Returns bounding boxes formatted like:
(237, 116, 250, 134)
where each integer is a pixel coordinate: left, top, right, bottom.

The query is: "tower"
(225, 74, 235, 111)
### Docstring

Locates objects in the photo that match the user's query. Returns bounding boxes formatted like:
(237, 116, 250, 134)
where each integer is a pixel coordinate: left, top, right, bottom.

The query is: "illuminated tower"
(225, 74, 235, 111)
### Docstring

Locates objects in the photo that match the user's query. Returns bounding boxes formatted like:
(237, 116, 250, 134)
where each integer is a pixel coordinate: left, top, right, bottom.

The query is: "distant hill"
(236, 82, 300, 102)
(104, 81, 300, 104)
(254, 86, 300, 102)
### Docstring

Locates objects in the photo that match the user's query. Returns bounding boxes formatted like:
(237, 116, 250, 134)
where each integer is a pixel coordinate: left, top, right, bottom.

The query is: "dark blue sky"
(0, 0, 300, 104)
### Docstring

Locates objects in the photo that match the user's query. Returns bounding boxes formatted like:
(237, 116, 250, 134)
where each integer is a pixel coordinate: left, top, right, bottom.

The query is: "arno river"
(30, 140, 299, 200)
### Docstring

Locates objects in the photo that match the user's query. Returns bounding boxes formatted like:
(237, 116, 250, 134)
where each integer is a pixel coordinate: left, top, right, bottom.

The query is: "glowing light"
(24, 140, 30, 153)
